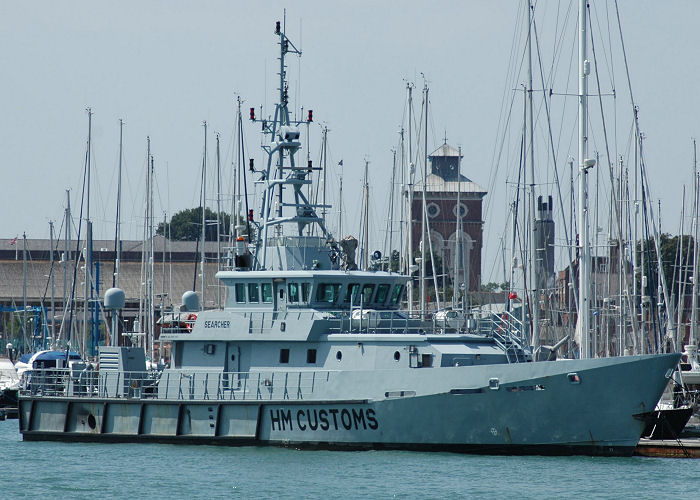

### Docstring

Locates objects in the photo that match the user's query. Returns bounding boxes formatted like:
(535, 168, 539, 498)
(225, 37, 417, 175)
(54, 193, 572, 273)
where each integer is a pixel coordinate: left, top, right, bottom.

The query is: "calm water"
(1, 420, 697, 499)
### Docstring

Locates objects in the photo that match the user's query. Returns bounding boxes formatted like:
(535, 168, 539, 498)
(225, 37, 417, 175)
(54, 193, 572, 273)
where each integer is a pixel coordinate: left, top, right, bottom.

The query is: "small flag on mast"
(9, 237, 17, 245)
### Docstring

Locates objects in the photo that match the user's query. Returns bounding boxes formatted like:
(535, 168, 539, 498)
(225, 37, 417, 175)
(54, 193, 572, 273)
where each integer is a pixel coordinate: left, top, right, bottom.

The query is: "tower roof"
(429, 143, 462, 158)
(415, 173, 487, 195)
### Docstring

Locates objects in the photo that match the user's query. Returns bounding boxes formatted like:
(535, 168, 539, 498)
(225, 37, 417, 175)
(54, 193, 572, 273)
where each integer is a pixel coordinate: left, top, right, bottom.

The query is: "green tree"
(157, 207, 232, 241)
(637, 233, 695, 297)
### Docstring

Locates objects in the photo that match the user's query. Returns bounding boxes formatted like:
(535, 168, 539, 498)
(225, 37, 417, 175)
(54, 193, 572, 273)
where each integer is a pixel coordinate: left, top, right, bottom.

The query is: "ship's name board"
(203, 320, 230, 329)
(270, 408, 378, 432)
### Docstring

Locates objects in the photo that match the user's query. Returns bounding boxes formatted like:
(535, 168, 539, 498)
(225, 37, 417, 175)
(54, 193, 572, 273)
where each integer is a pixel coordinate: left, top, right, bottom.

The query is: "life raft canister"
(186, 313, 198, 331)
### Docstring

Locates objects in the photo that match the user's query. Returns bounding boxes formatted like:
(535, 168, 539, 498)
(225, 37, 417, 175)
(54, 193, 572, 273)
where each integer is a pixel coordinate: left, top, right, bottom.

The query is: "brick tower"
(411, 143, 487, 292)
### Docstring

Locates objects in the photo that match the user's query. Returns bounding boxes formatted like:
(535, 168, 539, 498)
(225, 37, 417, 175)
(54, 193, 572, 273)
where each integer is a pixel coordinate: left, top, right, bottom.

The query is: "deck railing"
(19, 368, 337, 402)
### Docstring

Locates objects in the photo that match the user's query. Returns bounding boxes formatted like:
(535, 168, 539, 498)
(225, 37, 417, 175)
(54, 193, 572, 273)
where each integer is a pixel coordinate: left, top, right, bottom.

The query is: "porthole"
(336, 350, 343, 361)
(230, 354, 236, 362)
(394, 351, 401, 361)
(453, 203, 468, 218)
(87, 414, 96, 430)
(426, 202, 440, 218)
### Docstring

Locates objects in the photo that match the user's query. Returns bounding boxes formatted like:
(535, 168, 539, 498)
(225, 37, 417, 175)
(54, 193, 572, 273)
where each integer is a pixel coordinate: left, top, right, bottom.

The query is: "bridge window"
(316, 283, 341, 304)
(361, 284, 375, 304)
(261, 283, 273, 303)
(302, 283, 311, 303)
(344, 283, 360, 303)
(248, 283, 259, 303)
(375, 284, 390, 304)
(391, 285, 404, 304)
(235, 283, 246, 303)
(288, 283, 299, 303)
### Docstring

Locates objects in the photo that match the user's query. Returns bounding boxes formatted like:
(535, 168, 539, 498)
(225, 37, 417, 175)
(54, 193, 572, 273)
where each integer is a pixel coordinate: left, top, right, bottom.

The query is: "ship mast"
(253, 21, 332, 270)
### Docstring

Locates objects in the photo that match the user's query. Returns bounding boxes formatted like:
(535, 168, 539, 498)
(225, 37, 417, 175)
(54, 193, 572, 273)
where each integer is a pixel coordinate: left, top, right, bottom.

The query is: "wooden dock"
(636, 437, 700, 458)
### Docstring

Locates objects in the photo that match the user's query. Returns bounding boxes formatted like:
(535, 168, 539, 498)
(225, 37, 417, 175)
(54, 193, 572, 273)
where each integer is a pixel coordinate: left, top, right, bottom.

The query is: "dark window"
(279, 349, 290, 364)
(361, 284, 375, 303)
(248, 283, 259, 303)
(235, 283, 246, 303)
(336, 350, 342, 361)
(316, 283, 341, 303)
(306, 349, 317, 364)
(393, 351, 401, 361)
(344, 283, 360, 303)
(376, 284, 390, 303)
(421, 353, 432, 367)
(302, 283, 311, 302)
(391, 285, 404, 304)
(288, 283, 299, 302)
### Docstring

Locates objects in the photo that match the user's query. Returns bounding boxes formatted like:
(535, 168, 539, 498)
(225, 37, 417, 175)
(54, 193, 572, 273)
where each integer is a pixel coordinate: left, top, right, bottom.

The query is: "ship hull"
(18, 353, 679, 456)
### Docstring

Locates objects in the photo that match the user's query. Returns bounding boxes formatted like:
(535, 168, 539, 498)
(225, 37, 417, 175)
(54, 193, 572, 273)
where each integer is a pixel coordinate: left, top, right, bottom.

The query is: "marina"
(4, 8, 700, 499)
(12, 17, 689, 457)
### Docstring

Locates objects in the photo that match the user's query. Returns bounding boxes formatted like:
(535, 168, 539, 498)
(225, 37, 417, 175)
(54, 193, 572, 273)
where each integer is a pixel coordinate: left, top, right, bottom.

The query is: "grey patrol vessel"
(19, 22, 680, 456)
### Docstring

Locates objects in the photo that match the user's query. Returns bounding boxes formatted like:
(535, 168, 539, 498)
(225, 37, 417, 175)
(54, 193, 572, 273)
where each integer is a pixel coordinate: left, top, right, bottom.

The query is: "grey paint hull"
(18, 353, 679, 456)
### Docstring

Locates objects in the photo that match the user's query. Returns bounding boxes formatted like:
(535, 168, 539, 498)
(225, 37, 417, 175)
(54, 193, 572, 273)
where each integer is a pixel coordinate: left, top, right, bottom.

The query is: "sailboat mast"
(386, 147, 397, 270)
(83, 108, 93, 358)
(49, 221, 55, 346)
(216, 132, 222, 308)
(322, 126, 328, 223)
(362, 159, 369, 270)
(63, 190, 71, 345)
(22, 233, 27, 351)
(149, 154, 155, 360)
(453, 147, 462, 308)
(398, 128, 406, 274)
(201, 121, 207, 309)
(676, 188, 687, 352)
(526, 0, 540, 351)
(114, 118, 123, 289)
(420, 85, 428, 317)
(338, 168, 343, 239)
(406, 84, 415, 313)
(578, 0, 593, 358)
(691, 139, 699, 348)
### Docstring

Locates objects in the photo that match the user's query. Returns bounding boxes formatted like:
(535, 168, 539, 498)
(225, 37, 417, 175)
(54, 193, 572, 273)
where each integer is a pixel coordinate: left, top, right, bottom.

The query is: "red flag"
(508, 291, 518, 300)
(9, 237, 17, 245)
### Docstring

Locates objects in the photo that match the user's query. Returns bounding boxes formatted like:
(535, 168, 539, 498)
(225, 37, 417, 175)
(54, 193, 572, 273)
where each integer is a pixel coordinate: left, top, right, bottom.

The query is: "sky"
(1, 0, 699, 285)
